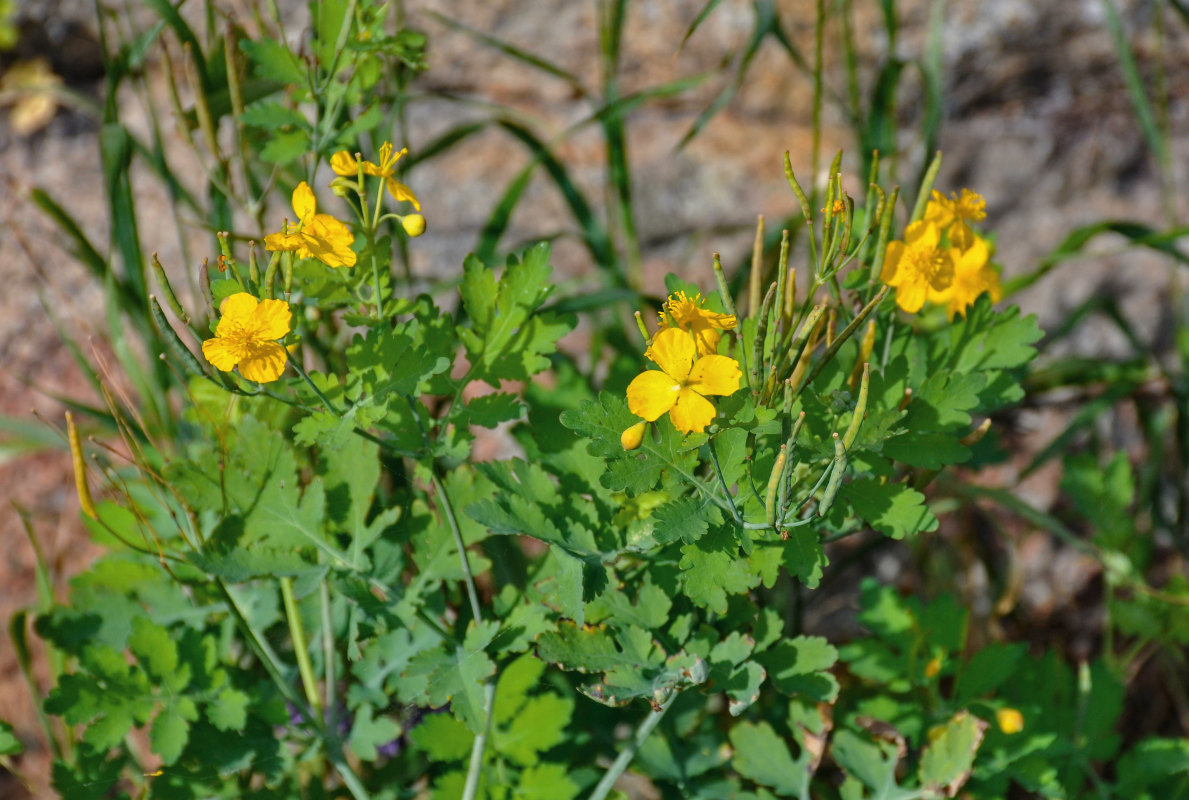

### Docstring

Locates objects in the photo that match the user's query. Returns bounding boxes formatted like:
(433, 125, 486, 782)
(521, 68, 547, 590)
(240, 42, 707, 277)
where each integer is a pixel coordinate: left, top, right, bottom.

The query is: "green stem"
(281, 576, 323, 718)
(588, 693, 675, 800)
(431, 471, 495, 800)
(320, 580, 336, 721)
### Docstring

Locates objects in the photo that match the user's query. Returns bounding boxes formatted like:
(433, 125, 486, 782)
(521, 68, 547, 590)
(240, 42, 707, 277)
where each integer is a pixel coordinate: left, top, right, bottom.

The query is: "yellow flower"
(265, 182, 357, 268)
(929, 235, 1002, 319)
(925, 189, 986, 250)
(330, 141, 422, 212)
(657, 291, 737, 356)
(626, 328, 741, 435)
(996, 707, 1024, 735)
(202, 293, 292, 383)
(880, 220, 954, 314)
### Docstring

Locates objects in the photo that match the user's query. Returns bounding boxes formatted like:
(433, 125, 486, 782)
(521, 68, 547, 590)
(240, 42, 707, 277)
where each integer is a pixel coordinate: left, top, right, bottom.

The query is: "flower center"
(906, 246, 947, 282)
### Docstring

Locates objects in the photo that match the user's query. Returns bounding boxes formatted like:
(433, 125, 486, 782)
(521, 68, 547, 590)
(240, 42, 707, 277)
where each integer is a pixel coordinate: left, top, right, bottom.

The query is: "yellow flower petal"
(301, 214, 357, 267)
(896, 280, 929, 314)
(385, 177, 421, 211)
(201, 336, 243, 371)
(292, 181, 317, 222)
(251, 298, 292, 341)
(626, 370, 681, 421)
(216, 293, 260, 334)
(330, 151, 359, 176)
(237, 341, 288, 383)
(668, 388, 716, 434)
(646, 328, 695, 383)
(880, 241, 905, 284)
(686, 355, 742, 397)
(264, 231, 304, 253)
(620, 422, 646, 450)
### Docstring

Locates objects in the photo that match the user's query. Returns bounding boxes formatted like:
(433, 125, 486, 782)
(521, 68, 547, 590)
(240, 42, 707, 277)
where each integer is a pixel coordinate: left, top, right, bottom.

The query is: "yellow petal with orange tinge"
(216, 293, 259, 333)
(201, 336, 242, 371)
(686, 354, 741, 397)
(385, 177, 421, 211)
(646, 328, 696, 383)
(237, 341, 288, 383)
(330, 151, 359, 176)
(626, 370, 681, 421)
(252, 299, 292, 341)
(668, 388, 716, 434)
(292, 181, 317, 221)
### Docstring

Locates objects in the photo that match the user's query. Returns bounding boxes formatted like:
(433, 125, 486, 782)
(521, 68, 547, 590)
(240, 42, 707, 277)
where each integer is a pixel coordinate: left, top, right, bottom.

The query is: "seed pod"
(775, 229, 789, 325)
(712, 252, 738, 319)
(151, 253, 189, 325)
(66, 412, 97, 520)
(748, 215, 765, 316)
(750, 282, 777, 392)
(262, 250, 281, 300)
(817, 433, 847, 517)
(960, 418, 993, 447)
(842, 363, 870, 450)
(150, 295, 205, 377)
(765, 444, 787, 527)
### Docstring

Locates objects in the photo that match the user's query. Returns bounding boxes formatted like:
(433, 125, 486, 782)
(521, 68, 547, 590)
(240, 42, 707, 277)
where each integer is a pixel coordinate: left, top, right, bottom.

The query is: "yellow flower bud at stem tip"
(621, 422, 646, 451)
(401, 213, 426, 237)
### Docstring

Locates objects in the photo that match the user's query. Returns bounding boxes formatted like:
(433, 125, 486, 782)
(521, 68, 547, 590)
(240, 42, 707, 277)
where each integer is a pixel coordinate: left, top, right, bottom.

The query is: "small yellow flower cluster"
(881, 189, 1002, 318)
(624, 292, 741, 439)
(203, 142, 424, 383)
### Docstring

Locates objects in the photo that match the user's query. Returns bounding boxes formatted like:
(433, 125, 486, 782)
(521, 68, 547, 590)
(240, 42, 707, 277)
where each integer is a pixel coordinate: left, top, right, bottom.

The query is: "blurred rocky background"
(1, 0, 1186, 795)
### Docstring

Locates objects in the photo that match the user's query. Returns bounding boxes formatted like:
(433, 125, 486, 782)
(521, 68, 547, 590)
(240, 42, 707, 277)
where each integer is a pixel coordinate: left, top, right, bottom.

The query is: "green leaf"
(0, 721, 22, 756)
(459, 244, 575, 382)
(128, 617, 183, 689)
(882, 432, 970, 469)
(782, 529, 828, 589)
(151, 697, 198, 765)
(239, 101, 307, 129)
(406, 620, 499, 733)
(409, 712, 472, 762)
(832, 730, 917, 800)
(207, 686, 250, 732)
(841, 479, 938, 539)
(679, 527, 753, 614)
(259, 129, 308, 165)
(652, 496, 716, 545)
(536, 621, 703, 707)
(499, 693, 573, 766)
(729, 720, 805, 796)
(918, 711, 987, 796)
(458, 393, 526, 428)
(514, 762, 581, 800)
(241, 37, 305, 84)
(346, 326, 452, 400)
(348, 704, 403, 762)
(759, 636, 840, 702)
(955, 643, 1026, 704)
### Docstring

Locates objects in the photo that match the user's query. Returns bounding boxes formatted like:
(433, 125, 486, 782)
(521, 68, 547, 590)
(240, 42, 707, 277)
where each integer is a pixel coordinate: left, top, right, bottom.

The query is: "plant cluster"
(4, 2, 1189, 800)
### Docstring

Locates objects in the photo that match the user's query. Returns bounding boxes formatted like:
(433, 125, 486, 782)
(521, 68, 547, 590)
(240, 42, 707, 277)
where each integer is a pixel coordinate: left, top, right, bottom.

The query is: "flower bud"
(621, 422, 646, 451)
(401, 213, 427, 238)
(996, 708, 1024, 735)
(329, 177, 355, 197)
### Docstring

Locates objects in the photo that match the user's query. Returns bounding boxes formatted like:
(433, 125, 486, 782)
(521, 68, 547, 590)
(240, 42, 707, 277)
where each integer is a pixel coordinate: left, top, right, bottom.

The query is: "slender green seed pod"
(748, 215, 765, 316)
(784, 151, 818, 274)
(248, 242, 260, 284)
(712, 252, 738, 319)
(784, 265, 797, 322)
(282, 251, 294, 294)
(199, 258, 215, 318)
(151, 253, 189, 324)
(785, 305, 826, 389)
(799, 286, 889, 393)
(842, 363, 870, 450)
(766, 444, 787, 527)
(776, 411, 806, 521)
(262, 250, 281, 300)
(150, 295, 205, 376)
(817, 433, 847, 517)
(66, 412, 97, 520)
(775, 229, 789, 325)
(869, 186, 900, 286)
(751, 282, 777, 392)
(910, 150, 943, 224)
